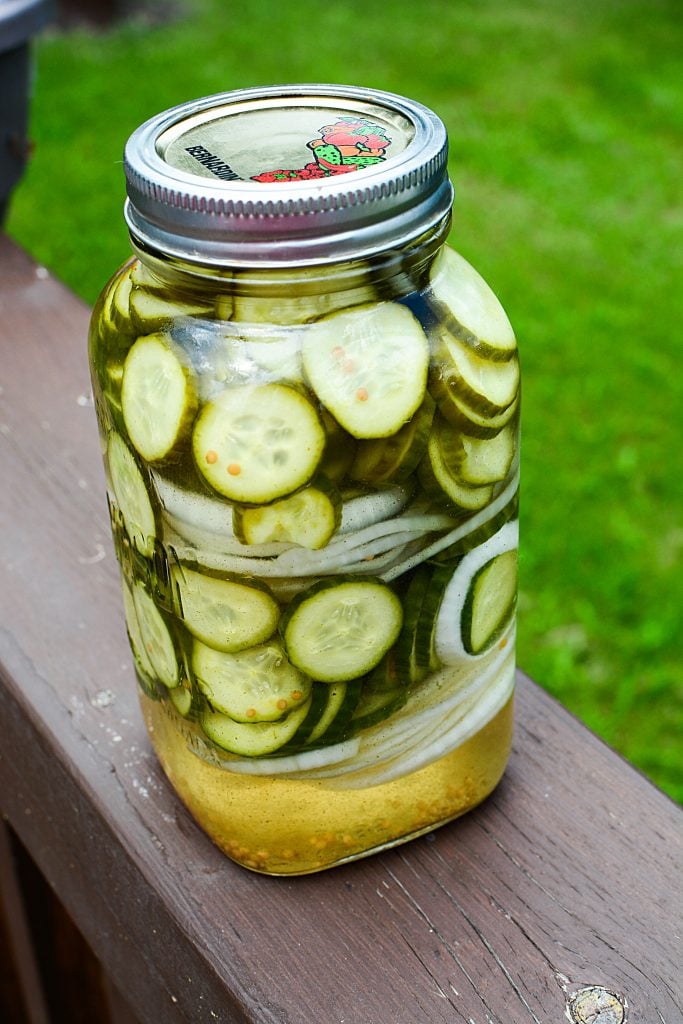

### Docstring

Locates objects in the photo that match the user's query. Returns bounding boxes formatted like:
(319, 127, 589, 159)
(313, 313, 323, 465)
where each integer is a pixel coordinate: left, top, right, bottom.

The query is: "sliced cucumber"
(463, 549, 518, 654)
(435, 416, 516, 486)
(193, 639, 310, 723)
(102, 267, 134, 334)
(132, 582, 179, 688)
(460, 427, 515, 485)
(122, 333, 197, 462)
(428, 245, 517, 361)
(121, 581, 155, 679)
(434, 520, 518, 663)
(393, 565, 433, 685)
(419, 434, 494, 511)
(302, 302, 429, 438)
(350, 394, 435, 485)
(231, 265, 376, 325)
(412, 563, 454, 676)
(172, 566, 279, 652)
(129, 287, 213, 333)
(282, 578, 403, 683)
(307, 682, 350, 745)
(107, 432, 156, 556)
(432, 328, 520, 418)
(232, 291, 340, 325)
(233, 477, 341, 550)
(201, 695, 313, 757)
(435, 386, 520, 440)
(192, 383, 325, 503)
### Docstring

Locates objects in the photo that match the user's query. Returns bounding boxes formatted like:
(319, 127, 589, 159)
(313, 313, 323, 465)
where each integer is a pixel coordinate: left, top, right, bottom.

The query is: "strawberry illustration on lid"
(251, 117, 392, 182)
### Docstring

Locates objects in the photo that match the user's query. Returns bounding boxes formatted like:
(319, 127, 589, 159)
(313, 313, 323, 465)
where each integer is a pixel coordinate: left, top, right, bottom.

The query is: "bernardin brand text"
(184, 145, 241, 181)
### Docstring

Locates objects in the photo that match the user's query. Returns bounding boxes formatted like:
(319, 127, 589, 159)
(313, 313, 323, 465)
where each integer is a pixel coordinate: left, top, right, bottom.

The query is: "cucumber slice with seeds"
(233, 477, 341, 550)
(107, 432, 156, 556)
(201, 696, 312, 757)
(122, 333, 197, 462)
(194, 639, 311, 724)
(282, 578, 403, 683)
(172, 566, 279, 652)
(428, 246, 517, 362)
(302, 303, 429, 438)
(193, 383, 325, 504)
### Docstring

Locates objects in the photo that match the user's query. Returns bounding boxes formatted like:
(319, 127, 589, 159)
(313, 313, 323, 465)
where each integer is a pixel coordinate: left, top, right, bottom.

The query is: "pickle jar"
(89, 85, 520, 875)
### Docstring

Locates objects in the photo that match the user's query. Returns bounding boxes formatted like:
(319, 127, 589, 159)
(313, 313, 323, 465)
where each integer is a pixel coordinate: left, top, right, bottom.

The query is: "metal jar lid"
(123, 84, 453, 268)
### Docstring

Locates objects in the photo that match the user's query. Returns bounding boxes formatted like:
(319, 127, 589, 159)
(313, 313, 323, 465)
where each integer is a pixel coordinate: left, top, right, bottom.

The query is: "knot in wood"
(567, 986, 626, 1024)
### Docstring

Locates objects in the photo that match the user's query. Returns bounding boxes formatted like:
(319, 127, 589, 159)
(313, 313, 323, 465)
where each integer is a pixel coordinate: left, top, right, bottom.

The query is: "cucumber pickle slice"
(463, 549, 518, 654)
(172, 566, 279, 652)
(434, 520, 518, 663)
(428, 246, 517, 361)
(132, 582, 179, 688)
(233, 477, 341, 550)
(122, 333, 197, 462)
(302, 303, 429, 438)
(201, 696, 312, 757)
(432, 328, 520, 418)
(192, 383, 325, 504)
(282, 578, 403, 683)
(194, 639, 311, 723)
(107, 432, 156, 556)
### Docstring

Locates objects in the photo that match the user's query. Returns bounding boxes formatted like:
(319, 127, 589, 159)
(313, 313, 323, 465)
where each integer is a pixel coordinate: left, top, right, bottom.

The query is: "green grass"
(8, 0, 682, 800)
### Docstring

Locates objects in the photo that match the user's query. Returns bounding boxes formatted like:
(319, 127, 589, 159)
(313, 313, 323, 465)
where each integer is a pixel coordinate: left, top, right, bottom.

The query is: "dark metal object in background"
(0, 0, 56, 224)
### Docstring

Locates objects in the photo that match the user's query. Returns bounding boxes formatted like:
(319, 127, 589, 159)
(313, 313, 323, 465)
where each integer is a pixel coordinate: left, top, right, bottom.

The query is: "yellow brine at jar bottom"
(140, 692, 514, 875)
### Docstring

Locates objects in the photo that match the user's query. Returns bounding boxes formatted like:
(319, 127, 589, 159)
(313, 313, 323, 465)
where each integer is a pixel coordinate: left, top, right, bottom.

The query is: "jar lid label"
(157, 102, 413, 184)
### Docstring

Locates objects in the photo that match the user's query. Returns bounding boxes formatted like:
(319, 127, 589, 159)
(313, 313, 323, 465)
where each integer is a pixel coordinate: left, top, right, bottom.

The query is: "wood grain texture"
(0, 235, 681, 1024)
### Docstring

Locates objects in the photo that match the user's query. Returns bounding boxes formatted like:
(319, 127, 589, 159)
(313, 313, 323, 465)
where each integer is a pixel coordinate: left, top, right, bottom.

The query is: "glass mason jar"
(89, 85, 520, 875)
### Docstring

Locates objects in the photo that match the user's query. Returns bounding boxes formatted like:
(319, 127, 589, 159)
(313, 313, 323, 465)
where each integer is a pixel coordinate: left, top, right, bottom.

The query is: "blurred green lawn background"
(8, 0, 682, 799)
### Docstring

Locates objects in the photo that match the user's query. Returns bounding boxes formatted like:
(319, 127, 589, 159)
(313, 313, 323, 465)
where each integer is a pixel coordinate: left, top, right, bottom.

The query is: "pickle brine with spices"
(89, 85, 520, 874)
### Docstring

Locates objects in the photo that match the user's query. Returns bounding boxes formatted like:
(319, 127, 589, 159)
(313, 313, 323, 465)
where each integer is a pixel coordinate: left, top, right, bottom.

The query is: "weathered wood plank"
(0, 235, 680, 1024)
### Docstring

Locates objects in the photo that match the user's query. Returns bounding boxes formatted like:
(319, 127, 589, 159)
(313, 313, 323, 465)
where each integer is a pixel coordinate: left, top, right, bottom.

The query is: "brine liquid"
(141, 691, 513, 875)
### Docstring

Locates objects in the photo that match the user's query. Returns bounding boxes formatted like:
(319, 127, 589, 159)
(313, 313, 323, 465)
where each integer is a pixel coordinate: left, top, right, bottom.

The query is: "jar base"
(140, 692, 514, 875)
